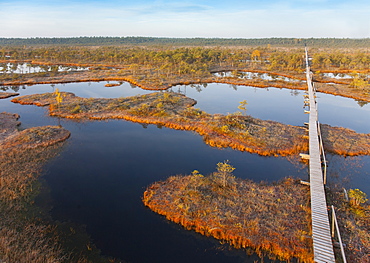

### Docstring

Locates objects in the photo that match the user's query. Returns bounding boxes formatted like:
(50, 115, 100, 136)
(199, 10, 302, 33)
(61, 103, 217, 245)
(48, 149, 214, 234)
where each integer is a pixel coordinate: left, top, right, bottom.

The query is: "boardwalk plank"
(305, 48, 335, 263)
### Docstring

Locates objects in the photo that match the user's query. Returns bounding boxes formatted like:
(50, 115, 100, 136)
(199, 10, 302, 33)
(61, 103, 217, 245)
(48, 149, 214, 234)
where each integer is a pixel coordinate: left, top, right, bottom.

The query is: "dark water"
(1, 81, 369, 262)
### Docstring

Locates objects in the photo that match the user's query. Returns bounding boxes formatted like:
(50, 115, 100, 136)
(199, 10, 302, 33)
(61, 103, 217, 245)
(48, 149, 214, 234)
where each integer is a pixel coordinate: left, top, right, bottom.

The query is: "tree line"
(0, 46, 369, 74)
(0, 46, 261, 76)
(1, 37, 370, 48)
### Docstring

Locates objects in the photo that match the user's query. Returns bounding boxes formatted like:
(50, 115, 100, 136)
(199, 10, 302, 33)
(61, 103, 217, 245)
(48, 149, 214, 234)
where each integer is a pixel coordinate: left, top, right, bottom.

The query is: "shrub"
(210, 160, 236, 188)
(348, 189, 368, 206)
(71, 105, 81, 114)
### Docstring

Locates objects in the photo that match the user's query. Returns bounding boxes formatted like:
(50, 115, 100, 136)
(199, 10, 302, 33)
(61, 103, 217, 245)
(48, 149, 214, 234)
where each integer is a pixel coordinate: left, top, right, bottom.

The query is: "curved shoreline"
(1, 61, 369, 102)
(11, 91, 370, 157)
(11, 92, 309, 157)
(0, 92, 20, 99)
(3, 74, 369, 102)
(143, 173, 313, 262)
(3, 75, 366, 103)
(0, 112, 71, 262)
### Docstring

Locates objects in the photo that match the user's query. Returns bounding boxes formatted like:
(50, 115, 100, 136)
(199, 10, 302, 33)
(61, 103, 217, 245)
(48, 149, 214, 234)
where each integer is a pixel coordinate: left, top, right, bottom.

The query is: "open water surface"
(213, 71, 302, 82)
(1, 81, 369, 262)
(0, 62, 88, 74)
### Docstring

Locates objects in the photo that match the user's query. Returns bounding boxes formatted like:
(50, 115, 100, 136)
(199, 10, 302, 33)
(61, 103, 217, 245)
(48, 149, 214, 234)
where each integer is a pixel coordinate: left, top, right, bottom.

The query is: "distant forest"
(1, 37, 370, 48)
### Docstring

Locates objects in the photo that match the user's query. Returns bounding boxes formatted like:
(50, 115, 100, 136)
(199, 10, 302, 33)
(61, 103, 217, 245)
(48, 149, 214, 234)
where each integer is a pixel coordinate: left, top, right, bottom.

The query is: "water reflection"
(213, 70, 302, 82)
(2, 80, 369, 132)
(326, 154, 370, 194)
(42, 120, 305, 263)
(316, 93, 370, 133)
(320, 72, 352, 79)
(319, 72, 370, 80)
(1, 80, 369, 262)
(0, 62, 89, 74)
(174, 83, 306, 126)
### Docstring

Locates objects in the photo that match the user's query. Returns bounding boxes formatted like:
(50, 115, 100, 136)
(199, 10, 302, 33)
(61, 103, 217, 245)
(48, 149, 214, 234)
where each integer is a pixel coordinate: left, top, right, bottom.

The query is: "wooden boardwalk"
(305, 48, 336, 263)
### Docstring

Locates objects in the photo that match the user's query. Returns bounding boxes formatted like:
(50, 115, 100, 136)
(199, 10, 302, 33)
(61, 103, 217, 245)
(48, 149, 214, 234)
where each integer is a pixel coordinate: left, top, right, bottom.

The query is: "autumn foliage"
(320, 124, 370, 156)
(143, 162, 314, 262)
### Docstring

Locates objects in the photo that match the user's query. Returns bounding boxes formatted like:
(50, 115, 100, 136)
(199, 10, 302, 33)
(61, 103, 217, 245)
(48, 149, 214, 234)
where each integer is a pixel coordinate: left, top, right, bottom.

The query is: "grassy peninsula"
(143, 163, 313, 262)
(143, 162, 370, 262)
(0, 112, 70, 262)
(0, 112, 121, 262)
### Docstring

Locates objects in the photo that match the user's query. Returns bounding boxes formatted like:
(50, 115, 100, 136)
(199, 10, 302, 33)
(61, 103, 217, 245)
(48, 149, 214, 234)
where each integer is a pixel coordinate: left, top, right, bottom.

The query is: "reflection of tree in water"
(189, 84, 203, 93)
(229, 84, 238, 91)
(271, 74, 278, 80)
(326, 154, 365, 189)
(0, 85, 26, 92)
(173, 84, 209, 95)
(285, 154, 308, 177)
(287, 153, 369, 194)
(0, 63, 8, 73)
(10, 86, 20, 92)
(290, 89, 300, 97)
(355, 99, 369, 108)
(0, 63, 81, 74)
(195, 85, 202, 93)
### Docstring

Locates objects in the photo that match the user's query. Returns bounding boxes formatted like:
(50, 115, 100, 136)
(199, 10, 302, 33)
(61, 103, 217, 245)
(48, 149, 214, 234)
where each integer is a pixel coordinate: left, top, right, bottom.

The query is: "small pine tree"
(348, 188, 368, 206)
(215, 160, 236, 188)
(54, 88, 63, 106)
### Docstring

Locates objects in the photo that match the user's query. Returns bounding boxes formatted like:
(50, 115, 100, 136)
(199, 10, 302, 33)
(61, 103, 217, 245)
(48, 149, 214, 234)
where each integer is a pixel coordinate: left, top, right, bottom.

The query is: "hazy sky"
(1, 0, 369, 38)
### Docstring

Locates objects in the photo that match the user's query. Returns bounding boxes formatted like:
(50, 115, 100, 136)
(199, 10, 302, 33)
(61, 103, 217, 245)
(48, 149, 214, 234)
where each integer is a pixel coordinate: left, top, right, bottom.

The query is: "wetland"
(0, 45, 369, 262)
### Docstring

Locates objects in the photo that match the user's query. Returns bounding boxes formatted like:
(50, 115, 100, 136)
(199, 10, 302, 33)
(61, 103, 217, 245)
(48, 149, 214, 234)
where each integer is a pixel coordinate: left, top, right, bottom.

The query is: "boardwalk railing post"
(331, 205, 348, 263)
(331, 207, 335, 238)
(343, 188, 349, 202)
(317, 121, 327, 185)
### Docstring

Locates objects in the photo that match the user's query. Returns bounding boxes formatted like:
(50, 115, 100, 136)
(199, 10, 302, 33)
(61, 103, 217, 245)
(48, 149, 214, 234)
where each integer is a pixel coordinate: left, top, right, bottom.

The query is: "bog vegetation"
(0, 112, 120, 263)
(144, 162, 370, 262)
(0, 113, 69, 262)
(1, 41, 369, 262)
(143, 161, 314, 262)
(1, 44, 369, 103)
(328, 187, 369, 262)
(1, 44, 370, 72)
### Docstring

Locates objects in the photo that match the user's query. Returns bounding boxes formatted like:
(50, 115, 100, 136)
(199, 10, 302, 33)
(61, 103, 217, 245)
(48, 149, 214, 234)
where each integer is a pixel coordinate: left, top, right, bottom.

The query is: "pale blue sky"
(1, 0, 369, 38)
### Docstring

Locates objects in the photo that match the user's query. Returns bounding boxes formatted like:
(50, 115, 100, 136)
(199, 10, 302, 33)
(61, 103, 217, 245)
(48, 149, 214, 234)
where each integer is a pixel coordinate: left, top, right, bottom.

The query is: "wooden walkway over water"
(304, 48, 336, 262)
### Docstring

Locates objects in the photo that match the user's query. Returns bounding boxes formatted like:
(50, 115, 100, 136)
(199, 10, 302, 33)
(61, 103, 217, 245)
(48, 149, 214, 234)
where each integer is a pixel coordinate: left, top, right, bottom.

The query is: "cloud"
(0, 0, 369, 38)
